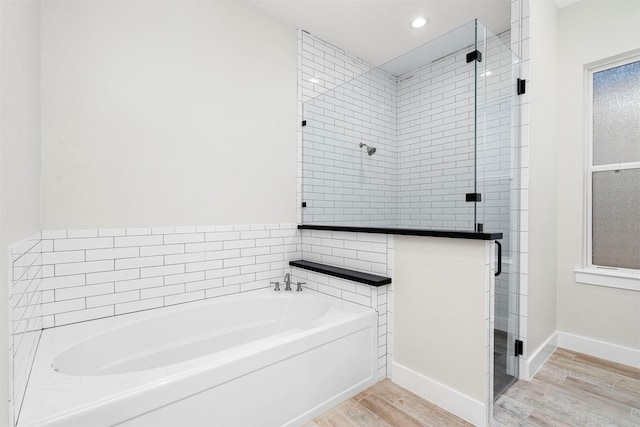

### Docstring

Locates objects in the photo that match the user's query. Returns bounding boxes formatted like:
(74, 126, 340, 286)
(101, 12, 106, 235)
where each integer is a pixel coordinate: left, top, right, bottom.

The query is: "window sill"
(575, 268, 640, 292)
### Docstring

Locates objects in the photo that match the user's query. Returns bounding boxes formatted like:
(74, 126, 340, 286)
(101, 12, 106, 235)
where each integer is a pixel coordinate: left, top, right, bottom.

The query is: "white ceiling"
(246, 0, 512, 68)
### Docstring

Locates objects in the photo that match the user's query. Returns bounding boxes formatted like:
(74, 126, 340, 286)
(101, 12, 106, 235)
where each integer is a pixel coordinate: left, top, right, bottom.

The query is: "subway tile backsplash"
(21, 223, 394, 381)
(8, 234, 43, 427)
(39, 224, 300, 328)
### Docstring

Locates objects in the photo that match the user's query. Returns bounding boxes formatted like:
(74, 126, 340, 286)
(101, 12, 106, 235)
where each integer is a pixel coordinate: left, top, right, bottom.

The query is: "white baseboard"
(557, 331, 640, 369)
(392, 362, 486, 427)
(522, 331, 640, 381)
(523, 332, 558, 381)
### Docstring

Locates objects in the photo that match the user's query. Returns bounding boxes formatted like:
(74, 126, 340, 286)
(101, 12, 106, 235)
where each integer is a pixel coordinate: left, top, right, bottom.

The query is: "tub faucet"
(284, 273, 292, 291)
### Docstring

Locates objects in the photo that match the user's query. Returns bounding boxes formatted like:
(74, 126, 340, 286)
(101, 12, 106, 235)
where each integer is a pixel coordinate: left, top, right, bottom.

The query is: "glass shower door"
(474, 20, 521, 400)
(300, 21, 481, 233)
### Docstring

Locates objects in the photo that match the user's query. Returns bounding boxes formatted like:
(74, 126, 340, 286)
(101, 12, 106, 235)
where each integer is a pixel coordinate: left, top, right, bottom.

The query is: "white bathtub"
(18, 288, 378, 427)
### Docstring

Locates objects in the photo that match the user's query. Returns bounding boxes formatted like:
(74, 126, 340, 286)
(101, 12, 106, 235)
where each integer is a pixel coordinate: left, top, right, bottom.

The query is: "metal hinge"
(515, 340, 524, 356)
(466, 193, 482, 202)
(466, 50, 483, 63)
(517, 78, 526, 95)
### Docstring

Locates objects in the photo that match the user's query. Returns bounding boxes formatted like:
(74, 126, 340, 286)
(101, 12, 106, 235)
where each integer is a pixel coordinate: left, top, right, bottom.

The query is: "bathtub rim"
(51, 290, 335, 376)
(18, 287, 378, 427)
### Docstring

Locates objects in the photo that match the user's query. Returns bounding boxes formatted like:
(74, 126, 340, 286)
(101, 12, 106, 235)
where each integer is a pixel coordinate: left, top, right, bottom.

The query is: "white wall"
(556, 0, 640, 349)
(41, 0, 298, 230)
(526, 0, 558, 359)
(0, 1, 42, 425)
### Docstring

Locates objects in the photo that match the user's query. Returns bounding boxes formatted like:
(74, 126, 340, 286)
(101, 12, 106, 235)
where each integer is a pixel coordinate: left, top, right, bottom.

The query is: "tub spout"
(284, 273, 292, 291)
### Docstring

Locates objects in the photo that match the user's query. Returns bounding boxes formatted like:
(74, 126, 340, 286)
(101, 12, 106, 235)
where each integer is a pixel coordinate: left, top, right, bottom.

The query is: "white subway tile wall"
(300, 31, 375, 104)
(8, 234, 43, 427)
(295, 229, 392, 379)
(398, 30, 513, 234)
(39, 224, 300, 328)
(512, 0, 531, 371)
(299, 30, 515, 232)
(300, 32, 399, 226)
(397, 47, 476, 230)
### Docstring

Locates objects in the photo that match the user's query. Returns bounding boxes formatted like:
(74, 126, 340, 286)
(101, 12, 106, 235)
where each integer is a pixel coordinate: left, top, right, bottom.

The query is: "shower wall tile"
(299, 29, 514, 233)
(396, 30, 513, 234)
(299, 32, 399, 227)
(299, 31, 374, 104)
(8, 234, 43, 427)
(39, 224, 300, 328)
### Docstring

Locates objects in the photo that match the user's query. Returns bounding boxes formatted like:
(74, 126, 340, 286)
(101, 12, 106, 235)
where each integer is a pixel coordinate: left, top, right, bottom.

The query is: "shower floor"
(494, 329, 516, 399)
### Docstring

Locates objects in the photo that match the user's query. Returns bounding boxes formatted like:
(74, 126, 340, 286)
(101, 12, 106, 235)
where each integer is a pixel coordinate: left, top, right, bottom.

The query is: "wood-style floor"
(303, 348, 640, 426)
(303, 378, 472, 427)
(493, 348, 640, 426)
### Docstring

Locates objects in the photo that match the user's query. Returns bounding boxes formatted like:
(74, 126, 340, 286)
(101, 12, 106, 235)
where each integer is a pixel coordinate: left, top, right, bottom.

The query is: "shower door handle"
(495, 241, 502, 277)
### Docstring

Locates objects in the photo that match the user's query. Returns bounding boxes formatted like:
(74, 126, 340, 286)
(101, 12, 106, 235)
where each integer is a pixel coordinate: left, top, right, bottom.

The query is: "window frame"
(577, 52, 640, 292)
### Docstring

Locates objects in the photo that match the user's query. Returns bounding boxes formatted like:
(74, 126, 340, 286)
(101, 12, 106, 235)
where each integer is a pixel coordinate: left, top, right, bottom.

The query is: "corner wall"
(524, 0, 559, 372)
(556, 0, 640, 351)
(0, 1, 42, 425)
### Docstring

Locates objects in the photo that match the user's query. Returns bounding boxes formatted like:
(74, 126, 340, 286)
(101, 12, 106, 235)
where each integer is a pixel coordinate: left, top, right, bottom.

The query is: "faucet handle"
(270, 281, 280, 291)
(296, 282, 306, 292)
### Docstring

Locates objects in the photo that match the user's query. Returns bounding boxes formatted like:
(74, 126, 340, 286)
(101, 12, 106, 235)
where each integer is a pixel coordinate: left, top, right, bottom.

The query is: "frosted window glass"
(592, 61, 640, 165)
(592, 169, 640, 269)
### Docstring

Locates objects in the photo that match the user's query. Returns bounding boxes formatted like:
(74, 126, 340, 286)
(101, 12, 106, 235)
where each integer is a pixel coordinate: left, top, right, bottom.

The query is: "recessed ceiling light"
(309, 78, 319, 84)
(411, 17, 428, 29)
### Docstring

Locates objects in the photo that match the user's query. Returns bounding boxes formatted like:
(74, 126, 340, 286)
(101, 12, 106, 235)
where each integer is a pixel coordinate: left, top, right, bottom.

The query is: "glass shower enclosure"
(301, 19, 521, 400)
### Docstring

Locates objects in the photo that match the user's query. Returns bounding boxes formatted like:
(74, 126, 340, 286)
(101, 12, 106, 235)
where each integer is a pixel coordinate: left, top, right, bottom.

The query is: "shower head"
(359, 143, 377, 156)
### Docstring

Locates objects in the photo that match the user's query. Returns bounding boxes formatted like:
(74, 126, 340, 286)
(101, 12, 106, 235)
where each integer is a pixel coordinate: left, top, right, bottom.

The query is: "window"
(576, 54, 640, 291)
